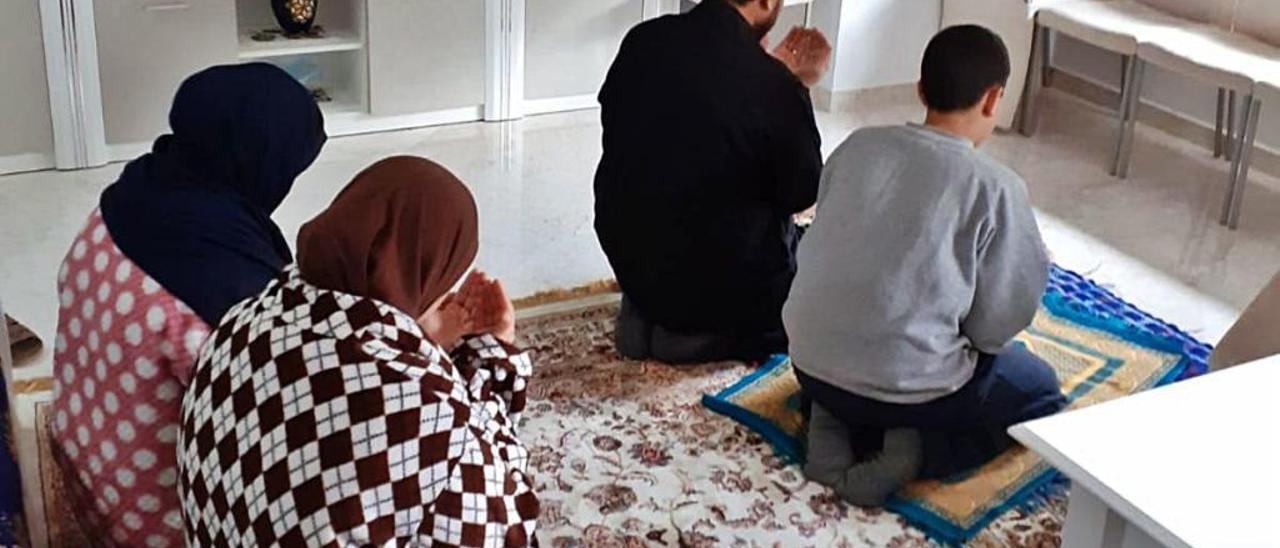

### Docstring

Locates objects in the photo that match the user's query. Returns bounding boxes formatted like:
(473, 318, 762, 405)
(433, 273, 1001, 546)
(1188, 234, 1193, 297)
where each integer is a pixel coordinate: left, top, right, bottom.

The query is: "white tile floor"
(4, 87, 1279, 381)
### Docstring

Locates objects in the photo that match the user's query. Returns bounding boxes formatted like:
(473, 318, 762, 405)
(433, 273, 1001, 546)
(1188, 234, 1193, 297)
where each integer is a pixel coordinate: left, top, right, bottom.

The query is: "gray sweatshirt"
(783, 124, 1049, 404)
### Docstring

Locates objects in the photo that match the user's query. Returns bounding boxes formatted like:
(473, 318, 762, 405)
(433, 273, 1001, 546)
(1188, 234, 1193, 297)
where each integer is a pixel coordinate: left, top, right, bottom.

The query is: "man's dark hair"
(919, 25, 1010, 112)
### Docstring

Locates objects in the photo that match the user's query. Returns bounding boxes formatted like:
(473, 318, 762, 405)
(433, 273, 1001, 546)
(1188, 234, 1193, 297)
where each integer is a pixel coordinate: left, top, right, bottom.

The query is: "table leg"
(1063, 486, 1166, 548)
(1063, 486, 1124, 547)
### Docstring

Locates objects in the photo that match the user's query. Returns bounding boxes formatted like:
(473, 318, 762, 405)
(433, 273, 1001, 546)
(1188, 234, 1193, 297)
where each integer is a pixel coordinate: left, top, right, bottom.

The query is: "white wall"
(0, 2, 55, 162)
(815, 0, 941, 93)
(526, 0, 643, 100)
(1054, 34, 1280, 152)
(764, 2, 811, 50)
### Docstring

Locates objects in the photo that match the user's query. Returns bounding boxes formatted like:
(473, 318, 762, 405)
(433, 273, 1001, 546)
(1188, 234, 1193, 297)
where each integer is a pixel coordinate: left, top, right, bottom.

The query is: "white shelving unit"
(237, 30, 364, 59)
(234, 0, 370, 133)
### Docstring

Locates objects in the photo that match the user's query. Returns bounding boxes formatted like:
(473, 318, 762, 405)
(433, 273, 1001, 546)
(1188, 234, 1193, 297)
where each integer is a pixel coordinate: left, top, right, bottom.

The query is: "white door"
(523, 0, 645, 112)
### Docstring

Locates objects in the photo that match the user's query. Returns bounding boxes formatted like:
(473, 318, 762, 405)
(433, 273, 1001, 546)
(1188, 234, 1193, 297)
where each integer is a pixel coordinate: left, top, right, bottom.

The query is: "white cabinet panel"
(525, 0, 644, 101)
(94, 0, 237, 145)
(0, 2, 54, 160)
(368, 0, 487, 116)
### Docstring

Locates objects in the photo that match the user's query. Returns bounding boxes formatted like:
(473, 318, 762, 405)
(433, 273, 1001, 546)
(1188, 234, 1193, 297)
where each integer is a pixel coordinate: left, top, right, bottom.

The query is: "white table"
(1009, 356, 1280, 548)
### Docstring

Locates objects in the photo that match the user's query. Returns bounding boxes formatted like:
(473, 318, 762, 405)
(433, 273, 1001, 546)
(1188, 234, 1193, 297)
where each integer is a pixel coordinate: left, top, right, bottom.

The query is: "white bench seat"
(1138, 24, 1280, 94)
(1139, 25, 1280, 227)
(1037, 0, 1185, 55)
(1023, 0, 1280, 229)
(1025, 1, 1194, 180)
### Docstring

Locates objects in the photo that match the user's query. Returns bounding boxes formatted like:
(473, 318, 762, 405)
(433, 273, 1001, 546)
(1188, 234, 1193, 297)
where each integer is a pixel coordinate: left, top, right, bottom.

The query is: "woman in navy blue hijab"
(100, 61, 327, 324)
(50, 62, 324, 543)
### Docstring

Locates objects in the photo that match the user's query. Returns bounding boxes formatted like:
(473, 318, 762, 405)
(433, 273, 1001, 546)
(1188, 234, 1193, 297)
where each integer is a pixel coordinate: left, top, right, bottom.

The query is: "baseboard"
(523, 94, 599, 116)
(813, 83, 916, 114)
(1050, 69, 1280, 180)
(512, 278, 620, 321)
(0, 153, 55, 176)
(324, 105, 486, 138)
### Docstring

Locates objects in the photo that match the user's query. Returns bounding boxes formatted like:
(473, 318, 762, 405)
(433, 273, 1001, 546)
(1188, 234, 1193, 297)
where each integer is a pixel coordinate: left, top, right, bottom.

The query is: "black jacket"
(594, 0, 822, 335)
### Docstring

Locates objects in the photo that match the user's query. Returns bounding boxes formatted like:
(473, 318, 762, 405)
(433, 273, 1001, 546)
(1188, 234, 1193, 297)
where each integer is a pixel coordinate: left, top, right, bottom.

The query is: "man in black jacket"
(595, 0, 830, 363)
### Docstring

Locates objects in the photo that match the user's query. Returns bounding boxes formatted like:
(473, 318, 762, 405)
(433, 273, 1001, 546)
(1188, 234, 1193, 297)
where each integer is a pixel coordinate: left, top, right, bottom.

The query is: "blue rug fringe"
(699, 353, 802, 464)
(1044, 266, 1211, 379)
(1013, 473, 1071, 515)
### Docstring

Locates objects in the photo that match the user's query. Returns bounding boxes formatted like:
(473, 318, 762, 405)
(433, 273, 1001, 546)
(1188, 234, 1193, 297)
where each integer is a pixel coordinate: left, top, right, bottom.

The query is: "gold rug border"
(512, 279, 619, 310)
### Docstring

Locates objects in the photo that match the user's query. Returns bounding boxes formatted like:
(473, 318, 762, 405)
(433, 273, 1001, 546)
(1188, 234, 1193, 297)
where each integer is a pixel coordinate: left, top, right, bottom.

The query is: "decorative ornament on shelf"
(271, 0, 319, 35)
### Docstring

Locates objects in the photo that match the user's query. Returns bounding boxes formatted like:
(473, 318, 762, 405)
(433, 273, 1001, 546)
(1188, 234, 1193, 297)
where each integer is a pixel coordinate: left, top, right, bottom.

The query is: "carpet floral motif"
(517, 301, 1065, 547)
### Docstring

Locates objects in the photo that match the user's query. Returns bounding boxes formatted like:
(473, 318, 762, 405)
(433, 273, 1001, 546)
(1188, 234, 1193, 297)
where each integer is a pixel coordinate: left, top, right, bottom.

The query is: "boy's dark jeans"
(796, 344, 1068, 479)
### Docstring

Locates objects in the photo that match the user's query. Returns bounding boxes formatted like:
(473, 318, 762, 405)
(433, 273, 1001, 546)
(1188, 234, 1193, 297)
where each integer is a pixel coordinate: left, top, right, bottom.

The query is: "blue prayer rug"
(703, 265, 1210, 545)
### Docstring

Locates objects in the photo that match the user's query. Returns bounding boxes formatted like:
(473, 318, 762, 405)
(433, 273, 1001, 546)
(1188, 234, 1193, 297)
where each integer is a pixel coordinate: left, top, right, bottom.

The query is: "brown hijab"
(296, 156, 479, 317)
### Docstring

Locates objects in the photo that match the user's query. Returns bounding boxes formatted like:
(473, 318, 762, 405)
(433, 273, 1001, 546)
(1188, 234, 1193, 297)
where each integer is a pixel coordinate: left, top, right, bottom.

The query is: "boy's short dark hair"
(920, 25, 1011, 112)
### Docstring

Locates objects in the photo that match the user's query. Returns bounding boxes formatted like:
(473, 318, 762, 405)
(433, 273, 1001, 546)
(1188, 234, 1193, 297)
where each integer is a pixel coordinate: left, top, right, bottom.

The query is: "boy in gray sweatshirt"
(782, 25, 1067, 506)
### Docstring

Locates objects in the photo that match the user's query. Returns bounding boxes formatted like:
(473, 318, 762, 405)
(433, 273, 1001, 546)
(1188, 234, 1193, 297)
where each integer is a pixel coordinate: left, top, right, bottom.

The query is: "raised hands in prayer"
(455, 270, 517, 344)
(418, 292, 472, 349)
(769, 27, 832, 88)
(419, 270, 517, 348)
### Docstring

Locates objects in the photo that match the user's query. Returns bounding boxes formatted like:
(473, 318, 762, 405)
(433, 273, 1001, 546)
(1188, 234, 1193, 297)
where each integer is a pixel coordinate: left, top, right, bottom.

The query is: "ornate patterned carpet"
(516, 300, 1065, 547)
(16, 299, 1063, 547)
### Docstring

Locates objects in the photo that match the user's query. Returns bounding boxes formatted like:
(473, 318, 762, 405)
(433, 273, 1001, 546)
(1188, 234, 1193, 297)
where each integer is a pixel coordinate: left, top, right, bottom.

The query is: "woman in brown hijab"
(177, 156, 537, 547)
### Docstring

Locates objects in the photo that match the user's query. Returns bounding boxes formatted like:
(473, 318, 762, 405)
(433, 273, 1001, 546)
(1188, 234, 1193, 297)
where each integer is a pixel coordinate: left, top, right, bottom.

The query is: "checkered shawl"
(178, 266, 538, 547)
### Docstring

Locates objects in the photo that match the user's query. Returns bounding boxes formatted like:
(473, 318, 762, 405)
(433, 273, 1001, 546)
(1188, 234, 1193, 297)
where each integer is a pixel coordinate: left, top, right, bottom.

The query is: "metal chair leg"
(1226, 90, 1237, 161)
(1042, 27, 1056, 87)
(1112, 58, 1144, 179)
(1214, 88, 1226, 158)
(1225, 97, 1261, 229)
(1018, 24, 1048, 136)
(1109, 57, 1134, 176)
(1117, 56, 1131, 113)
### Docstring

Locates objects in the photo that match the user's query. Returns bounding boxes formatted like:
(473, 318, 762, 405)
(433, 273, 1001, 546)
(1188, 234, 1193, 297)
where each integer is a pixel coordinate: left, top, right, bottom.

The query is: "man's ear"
(917, 81, 927, 107)
(980, 85, 1004, 118)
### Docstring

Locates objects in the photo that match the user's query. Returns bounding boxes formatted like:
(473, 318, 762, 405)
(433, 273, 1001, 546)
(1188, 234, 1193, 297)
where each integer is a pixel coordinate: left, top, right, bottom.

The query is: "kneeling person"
(594, 0, 830, 364)
(178, 157, 539, 546)
(783, 25, 1067, 505)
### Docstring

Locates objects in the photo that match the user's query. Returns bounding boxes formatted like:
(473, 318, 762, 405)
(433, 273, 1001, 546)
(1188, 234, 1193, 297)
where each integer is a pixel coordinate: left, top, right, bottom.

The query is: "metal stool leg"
(1112, 58, 1144, 179)
(1117, 56, 1131, 113)
(1226, 90, 1238, 161)
(1018, 24, 1048, 136)
(1109, 56, 1134, 176)
(1214, 88, 1226, 158)
(1042, 27, 1056, 87)
(1226, 97, 1261, 229)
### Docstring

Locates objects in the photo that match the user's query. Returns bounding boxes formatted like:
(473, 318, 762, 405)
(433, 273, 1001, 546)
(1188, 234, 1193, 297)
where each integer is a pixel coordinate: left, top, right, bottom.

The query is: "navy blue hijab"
(99, 62, 326, 326)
